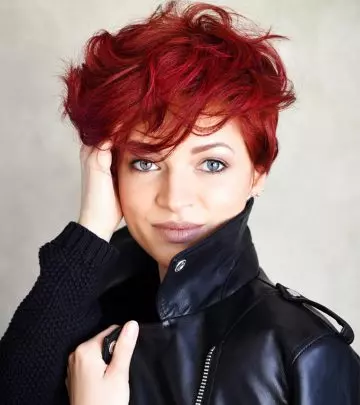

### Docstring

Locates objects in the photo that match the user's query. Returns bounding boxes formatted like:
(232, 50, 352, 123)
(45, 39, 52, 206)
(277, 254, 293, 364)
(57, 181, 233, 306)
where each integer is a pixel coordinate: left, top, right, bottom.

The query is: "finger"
(79, 143, 92, 160)
(75, 325, 120, 362)
(105, 321, 139, 380)
(93, 324, 120, 342)
(98, 139, 113, 151)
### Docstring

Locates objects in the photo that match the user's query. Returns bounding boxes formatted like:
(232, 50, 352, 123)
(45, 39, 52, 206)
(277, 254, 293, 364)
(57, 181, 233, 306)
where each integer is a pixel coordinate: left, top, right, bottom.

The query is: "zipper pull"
(102, 325, 123, 365)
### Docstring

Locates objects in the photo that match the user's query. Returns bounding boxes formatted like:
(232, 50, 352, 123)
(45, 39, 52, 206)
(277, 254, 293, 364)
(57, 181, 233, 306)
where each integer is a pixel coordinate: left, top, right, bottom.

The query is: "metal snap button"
(174, 259, 186, 272)
(109, 340, 116, 354)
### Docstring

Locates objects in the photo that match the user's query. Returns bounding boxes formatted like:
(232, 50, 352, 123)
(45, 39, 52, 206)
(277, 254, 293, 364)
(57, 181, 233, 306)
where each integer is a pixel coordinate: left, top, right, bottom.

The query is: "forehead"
(128, 116, 244, 151)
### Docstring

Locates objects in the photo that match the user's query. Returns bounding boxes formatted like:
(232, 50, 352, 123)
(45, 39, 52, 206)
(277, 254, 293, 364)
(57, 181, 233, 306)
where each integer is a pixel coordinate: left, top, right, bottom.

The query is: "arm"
(0, 221, 120, 405)
(291, 333, 360, 404)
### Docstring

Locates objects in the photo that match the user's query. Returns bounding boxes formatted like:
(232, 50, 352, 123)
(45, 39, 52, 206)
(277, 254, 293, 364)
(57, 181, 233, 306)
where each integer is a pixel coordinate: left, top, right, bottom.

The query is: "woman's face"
(117, 117, 266, 280)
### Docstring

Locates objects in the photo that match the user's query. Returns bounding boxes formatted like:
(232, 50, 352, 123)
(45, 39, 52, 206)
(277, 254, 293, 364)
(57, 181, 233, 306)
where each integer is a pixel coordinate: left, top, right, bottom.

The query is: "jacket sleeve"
(0, 222, 120, 405)
(291, 333, 360, 404)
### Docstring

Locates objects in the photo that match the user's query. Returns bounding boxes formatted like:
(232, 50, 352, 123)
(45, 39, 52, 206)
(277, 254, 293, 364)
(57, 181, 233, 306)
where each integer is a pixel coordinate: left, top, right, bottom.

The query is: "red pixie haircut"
(60, 0, 295, 177)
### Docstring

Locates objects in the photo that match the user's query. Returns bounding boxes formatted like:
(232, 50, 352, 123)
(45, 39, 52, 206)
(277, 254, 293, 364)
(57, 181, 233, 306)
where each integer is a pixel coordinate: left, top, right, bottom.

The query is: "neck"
(158, 263, 167, 283)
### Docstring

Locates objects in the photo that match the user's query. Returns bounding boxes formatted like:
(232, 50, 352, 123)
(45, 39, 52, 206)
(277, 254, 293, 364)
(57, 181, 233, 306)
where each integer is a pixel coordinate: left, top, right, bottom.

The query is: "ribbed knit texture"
(0, 222, 120, 405)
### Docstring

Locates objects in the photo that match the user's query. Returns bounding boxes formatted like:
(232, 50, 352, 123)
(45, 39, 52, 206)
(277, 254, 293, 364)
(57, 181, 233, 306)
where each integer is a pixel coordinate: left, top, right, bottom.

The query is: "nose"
(155, 168, 195, 212)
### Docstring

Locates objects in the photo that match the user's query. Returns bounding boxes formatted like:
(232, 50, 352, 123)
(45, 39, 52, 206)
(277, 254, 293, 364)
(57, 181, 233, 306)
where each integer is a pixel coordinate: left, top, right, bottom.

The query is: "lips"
(153, 223, 205, 244)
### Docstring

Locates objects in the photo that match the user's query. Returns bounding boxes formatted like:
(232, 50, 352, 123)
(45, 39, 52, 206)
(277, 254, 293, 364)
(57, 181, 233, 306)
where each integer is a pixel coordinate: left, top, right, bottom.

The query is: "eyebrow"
(191, 142, 234, 154)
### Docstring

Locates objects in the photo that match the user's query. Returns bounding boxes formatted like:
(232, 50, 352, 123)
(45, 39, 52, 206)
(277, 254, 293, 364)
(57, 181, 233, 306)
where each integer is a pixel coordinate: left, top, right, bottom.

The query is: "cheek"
(202, 171, 250, 209)
(118, 181, 139, 220)
(117, 171, 154, 221)
(117, 166, 136, 214)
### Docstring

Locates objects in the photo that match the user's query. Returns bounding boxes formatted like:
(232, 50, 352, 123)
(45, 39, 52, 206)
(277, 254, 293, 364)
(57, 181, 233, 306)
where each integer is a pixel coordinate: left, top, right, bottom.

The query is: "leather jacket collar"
(105, 197, 260, 321)
(157, 196, 260, 320)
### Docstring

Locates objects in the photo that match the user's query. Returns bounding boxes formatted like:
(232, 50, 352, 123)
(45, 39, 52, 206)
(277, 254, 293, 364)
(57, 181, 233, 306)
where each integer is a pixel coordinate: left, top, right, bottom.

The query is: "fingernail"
(125, 321, 138, 339)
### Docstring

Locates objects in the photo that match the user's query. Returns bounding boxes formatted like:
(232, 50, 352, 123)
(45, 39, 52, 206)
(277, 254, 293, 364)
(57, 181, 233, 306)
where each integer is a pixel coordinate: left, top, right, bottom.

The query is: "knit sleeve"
(0, 221, 121, 405)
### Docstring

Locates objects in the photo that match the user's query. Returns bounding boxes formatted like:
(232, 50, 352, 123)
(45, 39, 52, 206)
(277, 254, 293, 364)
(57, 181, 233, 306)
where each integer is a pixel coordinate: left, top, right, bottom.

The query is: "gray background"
(1, 0, 359, 353)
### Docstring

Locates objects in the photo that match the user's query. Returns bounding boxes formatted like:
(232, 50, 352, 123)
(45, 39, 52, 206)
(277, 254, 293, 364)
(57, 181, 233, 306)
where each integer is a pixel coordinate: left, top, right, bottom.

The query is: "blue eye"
(202, 159, 227, 173)
(129, 158, 227, 173)
(130, 159, 159, 172)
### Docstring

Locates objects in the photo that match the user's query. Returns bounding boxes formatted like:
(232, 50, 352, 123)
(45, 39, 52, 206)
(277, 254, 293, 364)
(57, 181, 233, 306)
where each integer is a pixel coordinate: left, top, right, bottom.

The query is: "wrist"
(77, 219, 113, 242)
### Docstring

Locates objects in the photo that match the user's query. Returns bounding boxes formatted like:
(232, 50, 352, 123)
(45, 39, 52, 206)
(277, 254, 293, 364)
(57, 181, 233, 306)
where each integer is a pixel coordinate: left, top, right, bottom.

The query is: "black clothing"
(0, 197, 359, 404)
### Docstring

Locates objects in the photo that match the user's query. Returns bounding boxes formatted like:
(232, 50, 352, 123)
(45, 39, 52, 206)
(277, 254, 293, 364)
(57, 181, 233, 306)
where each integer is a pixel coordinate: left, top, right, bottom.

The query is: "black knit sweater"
(0, 222, 126, 405)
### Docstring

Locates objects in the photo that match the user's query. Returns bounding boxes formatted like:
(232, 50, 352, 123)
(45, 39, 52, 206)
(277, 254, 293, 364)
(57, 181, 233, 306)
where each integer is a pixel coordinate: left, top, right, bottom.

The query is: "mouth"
(152, 224, 205, 244)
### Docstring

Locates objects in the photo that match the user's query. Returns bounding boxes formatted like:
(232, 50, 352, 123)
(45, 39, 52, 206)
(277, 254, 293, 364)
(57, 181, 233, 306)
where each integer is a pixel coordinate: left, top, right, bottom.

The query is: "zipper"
(195, 345, 216, 405)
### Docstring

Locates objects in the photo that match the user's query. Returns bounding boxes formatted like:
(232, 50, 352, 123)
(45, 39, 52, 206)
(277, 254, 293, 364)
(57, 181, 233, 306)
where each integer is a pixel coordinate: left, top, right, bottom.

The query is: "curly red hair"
(59, 0, 295, 178)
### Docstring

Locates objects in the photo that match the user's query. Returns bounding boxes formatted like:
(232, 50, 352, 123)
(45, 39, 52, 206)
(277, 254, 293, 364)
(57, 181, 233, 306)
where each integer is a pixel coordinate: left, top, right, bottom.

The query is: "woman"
(1, 1, 359, 404)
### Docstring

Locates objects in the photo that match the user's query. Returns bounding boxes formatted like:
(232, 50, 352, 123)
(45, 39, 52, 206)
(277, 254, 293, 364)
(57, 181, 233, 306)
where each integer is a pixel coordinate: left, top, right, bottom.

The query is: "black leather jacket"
(97, 197, 360, 405)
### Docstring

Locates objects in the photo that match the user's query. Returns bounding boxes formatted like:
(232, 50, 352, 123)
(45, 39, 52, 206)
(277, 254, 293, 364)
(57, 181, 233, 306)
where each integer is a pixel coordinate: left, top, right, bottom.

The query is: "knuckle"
(74, 343, 87, 356)
(67, 352, 74, 363)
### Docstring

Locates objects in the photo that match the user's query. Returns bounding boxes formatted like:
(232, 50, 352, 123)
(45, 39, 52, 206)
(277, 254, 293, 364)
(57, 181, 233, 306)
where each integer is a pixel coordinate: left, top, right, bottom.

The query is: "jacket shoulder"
(232, 276, 360, 403)
(290, 331, 360, 403)
(274, 281, 354, 345)
(238, 277, 359, 385)
(248, 276, 355, 349)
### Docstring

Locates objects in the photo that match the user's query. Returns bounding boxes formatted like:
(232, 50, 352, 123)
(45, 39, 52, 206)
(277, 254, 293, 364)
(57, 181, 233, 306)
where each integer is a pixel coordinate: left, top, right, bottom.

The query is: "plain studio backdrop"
(0, 0, 359, 353)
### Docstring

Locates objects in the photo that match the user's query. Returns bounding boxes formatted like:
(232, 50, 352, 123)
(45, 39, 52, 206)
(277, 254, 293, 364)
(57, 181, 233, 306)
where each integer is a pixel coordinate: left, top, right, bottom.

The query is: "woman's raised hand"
(66, 321, 139, 405)
(78, 140, 123, 241)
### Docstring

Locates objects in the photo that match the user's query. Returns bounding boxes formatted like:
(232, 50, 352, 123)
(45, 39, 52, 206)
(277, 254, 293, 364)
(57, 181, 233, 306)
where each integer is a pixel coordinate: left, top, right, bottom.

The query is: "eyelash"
(129, 159, 228, 174)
